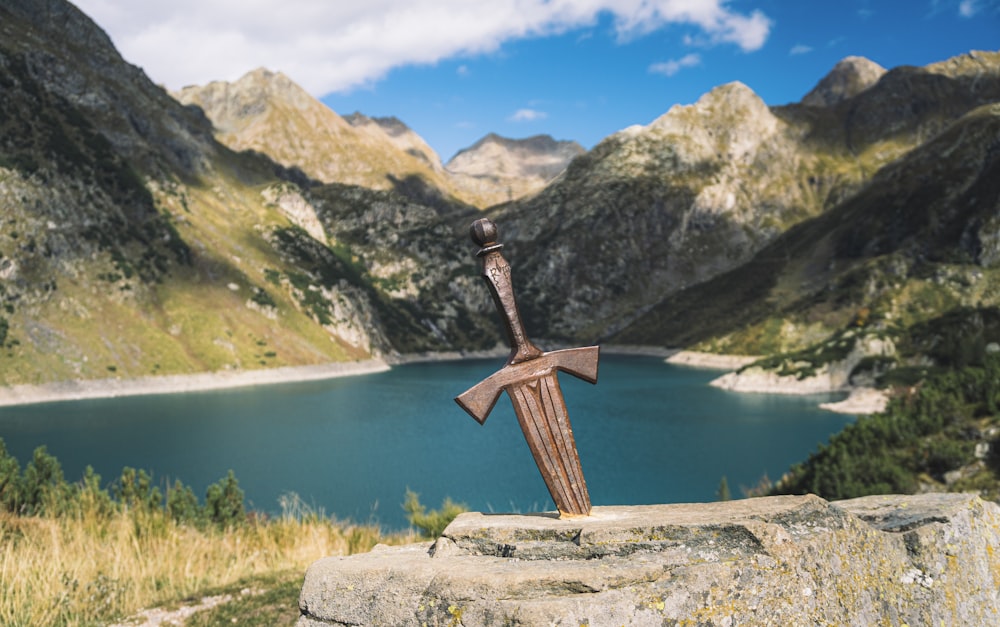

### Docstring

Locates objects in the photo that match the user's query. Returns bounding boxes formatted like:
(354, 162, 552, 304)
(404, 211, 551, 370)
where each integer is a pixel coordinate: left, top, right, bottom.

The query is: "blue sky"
(76, 0, 999, 162)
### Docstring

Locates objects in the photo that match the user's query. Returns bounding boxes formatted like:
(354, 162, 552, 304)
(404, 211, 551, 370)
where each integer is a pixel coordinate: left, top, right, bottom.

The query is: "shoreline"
(0, 359, 390, 408)
(664, 350, 759, 370)
(0, 346, 889, 414)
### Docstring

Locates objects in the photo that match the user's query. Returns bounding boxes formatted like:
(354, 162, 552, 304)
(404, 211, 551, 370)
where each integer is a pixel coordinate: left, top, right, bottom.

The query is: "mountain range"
(174, 70, 583, 209)
(1, 0, 998, 389)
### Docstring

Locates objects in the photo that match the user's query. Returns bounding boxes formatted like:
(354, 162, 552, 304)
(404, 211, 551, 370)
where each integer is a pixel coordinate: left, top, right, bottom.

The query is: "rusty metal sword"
(455, 218, 598, 518)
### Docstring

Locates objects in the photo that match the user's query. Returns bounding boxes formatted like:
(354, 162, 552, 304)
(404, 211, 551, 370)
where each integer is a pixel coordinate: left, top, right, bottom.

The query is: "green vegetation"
(744, 327, 864, 380)
(402, 489, 468, 539)
(1, 442, 249, 530)
(715, 476, 731, 502)
(774, 352, 1000, 501)
(0, 440, 416, 626)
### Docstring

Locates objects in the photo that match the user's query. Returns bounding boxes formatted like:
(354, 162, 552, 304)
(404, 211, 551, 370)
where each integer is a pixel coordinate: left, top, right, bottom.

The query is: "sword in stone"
(455, 218, 598, 518)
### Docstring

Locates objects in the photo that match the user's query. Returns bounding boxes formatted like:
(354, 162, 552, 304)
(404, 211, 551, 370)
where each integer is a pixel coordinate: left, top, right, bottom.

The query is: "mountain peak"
(344, 112, 412, 139)
(446, 134, 583, 178)
(456, 133, 578, 159)
(801, 56, 887, 107)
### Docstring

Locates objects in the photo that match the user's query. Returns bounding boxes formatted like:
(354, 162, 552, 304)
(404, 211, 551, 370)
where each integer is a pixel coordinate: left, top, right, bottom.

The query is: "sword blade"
(507, 372, 591, 517)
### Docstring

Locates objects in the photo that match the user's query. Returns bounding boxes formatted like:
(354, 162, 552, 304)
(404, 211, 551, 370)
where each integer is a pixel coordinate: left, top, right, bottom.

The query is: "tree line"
(773, 352, 1000, 500)
(0, 440, 246, 528)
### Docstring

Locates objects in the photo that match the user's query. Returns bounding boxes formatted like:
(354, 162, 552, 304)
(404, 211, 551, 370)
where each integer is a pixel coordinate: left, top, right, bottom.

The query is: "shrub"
(113, 467, 162, 513)
(402, 489, 467, 539)
(205, 470, 246, 528)
(21, 446, 73, 516)
(0, 438, 21, 512)
(166, 478, 200, 525)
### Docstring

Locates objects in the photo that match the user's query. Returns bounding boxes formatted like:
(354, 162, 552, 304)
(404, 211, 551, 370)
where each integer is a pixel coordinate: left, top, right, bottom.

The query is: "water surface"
(0, 355, 852, 530)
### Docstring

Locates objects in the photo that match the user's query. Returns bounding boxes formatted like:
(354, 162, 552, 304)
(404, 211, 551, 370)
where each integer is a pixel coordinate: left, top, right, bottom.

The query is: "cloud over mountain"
(73, 0, 772, 95)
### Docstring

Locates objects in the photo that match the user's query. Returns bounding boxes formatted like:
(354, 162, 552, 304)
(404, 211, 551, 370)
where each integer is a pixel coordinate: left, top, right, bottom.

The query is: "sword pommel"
(470, 218, 502, 257)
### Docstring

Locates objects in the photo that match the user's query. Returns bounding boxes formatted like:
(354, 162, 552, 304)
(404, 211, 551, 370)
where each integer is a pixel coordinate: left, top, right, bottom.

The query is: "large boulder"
(298, 493, 1000, 626)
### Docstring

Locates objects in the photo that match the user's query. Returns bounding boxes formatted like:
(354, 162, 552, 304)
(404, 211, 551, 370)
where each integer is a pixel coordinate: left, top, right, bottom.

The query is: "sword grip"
(470, 218, 543, 365)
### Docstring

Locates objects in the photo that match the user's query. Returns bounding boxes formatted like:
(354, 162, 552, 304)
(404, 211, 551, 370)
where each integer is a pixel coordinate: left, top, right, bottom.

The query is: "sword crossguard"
(455, 346, 600, 424)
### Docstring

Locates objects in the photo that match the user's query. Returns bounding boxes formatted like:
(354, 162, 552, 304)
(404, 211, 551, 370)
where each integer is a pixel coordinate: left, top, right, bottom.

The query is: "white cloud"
(789, 44, 813, 55)
(959, 0, 979, 16)
(509, 108, 548, 122)
(71, 0, 772, 95)
(649, 53, 701, 77)
(457, 65, 470, 77)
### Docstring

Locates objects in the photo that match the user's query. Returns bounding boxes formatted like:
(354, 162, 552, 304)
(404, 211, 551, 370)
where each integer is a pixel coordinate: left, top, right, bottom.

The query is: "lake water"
(0, 355, 852, 531)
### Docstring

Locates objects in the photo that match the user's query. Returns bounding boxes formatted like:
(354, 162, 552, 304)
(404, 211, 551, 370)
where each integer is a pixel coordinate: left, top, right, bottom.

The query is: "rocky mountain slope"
(176, 71, 581, 209)
(445, 133, 585, 207)
(800, 56, 886, 107)
(0, 0, 488, 386)
(490, 50, 1000, 343)
(3, 0, 998, 390)
(173, 69, 467, 208)
(614, 98, 1000, 367)
(343, 112, 443, 173)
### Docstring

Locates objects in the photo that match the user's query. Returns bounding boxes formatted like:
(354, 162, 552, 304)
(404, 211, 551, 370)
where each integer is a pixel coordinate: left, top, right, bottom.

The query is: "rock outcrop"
(299, 493, 1000, 626)
(710, 334, 896, 395)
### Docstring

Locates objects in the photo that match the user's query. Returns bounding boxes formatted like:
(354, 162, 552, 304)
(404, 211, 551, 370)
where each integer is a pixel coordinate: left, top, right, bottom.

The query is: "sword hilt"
(470, 218, 543, 365)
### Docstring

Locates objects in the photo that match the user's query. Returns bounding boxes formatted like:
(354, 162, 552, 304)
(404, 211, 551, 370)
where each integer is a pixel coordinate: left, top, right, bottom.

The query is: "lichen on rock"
(298, 493, 1000, 626)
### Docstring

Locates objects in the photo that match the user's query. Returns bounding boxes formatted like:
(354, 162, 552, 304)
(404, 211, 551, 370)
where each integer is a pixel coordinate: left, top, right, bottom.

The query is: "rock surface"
(801, 56, 887, 107)
(298, 493, 1000, 626)
(446, 133, 585, 207)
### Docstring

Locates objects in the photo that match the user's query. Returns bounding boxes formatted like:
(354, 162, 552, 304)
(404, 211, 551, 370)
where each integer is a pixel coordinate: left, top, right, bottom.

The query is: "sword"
(455, 218, 598, 518)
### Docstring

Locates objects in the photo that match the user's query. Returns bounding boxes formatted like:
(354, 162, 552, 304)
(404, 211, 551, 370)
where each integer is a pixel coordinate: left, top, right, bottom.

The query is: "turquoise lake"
(0, 355, 853, 530)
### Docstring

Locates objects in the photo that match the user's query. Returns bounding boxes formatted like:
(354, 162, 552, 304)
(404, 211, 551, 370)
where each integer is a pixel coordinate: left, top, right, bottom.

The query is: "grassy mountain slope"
(0, 0, 484, 386)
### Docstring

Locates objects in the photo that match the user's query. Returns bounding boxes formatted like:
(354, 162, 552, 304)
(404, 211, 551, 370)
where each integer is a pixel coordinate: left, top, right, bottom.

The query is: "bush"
(402, 489, 467, 539)
(113, 467, 162, 513)
(166, 479, 200, 525)
(205, 470, 246, 528)
(21, 446, 72, 516)
(0, 439, 21, 512)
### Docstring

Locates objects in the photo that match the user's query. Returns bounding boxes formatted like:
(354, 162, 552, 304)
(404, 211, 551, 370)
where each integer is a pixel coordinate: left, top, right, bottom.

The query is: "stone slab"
(298, 494, 1000, 626)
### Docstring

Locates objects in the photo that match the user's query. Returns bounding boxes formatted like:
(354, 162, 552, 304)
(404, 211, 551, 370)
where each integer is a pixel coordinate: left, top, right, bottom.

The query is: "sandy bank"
(709, 368, 889, 415)
(665, 350, 759, 370)
(0, 359, 390, 408)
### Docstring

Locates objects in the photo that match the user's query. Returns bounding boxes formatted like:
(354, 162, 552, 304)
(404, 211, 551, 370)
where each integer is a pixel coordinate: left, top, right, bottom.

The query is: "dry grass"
(0, 494, 415, 627)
